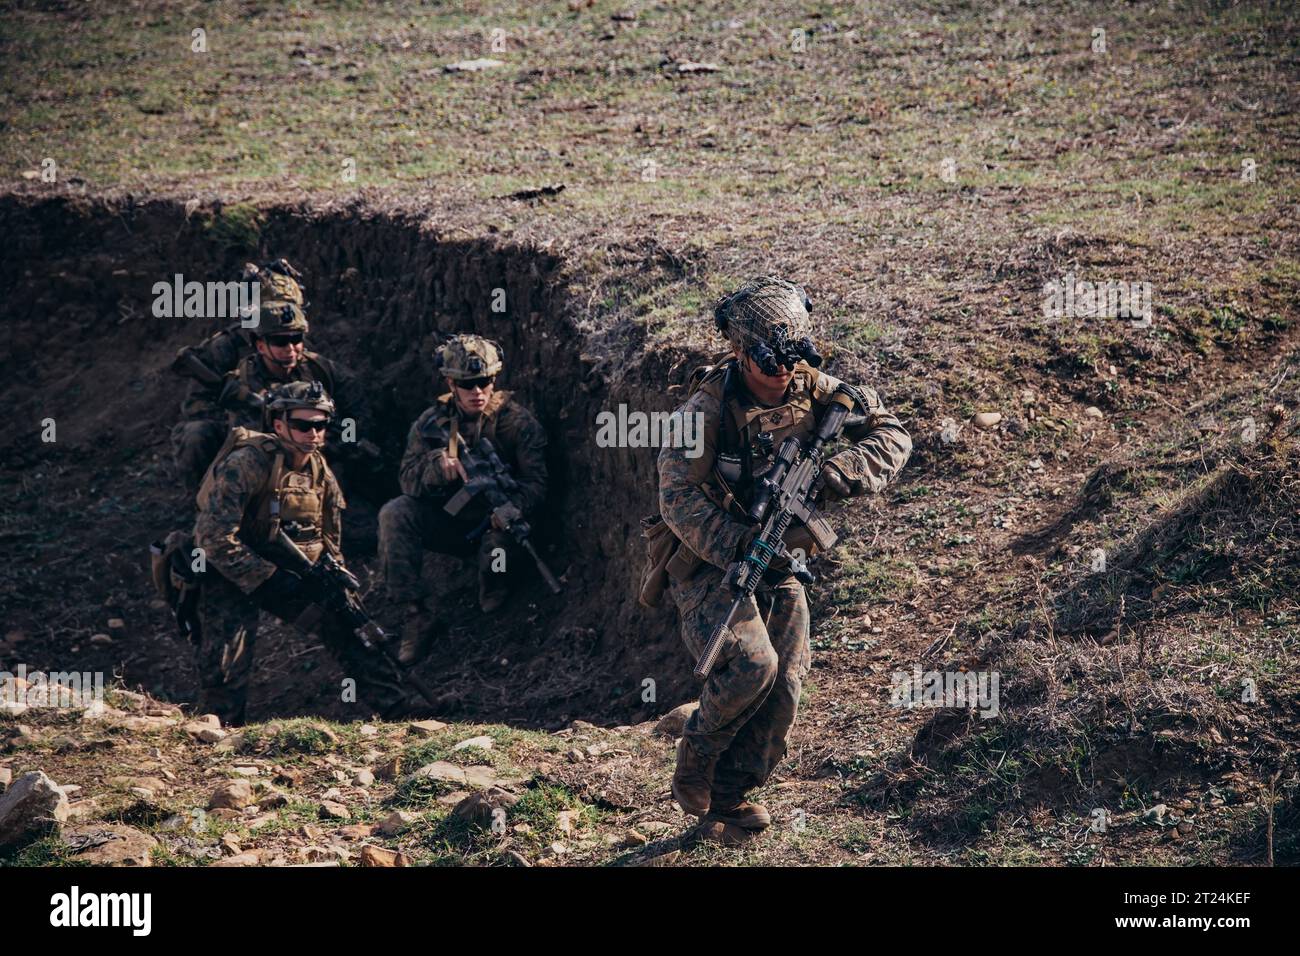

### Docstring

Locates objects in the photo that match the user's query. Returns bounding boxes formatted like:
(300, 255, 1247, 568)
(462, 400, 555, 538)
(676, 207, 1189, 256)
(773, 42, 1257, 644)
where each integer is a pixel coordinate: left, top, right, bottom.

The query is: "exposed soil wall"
(0, 194, 697, 728)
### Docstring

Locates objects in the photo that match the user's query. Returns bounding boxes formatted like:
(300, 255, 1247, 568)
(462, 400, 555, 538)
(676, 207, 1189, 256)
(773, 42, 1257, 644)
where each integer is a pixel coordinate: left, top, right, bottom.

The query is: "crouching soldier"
(656, 277, 912, 844)
(378, 335, 548, 663)
(191, 381, 415, 725)
(170, 259, 307, 492)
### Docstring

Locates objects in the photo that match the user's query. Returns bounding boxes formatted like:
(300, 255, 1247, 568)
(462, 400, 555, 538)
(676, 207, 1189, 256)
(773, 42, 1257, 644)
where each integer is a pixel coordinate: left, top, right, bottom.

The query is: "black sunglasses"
(455, 376, 495, 391)
(286, 417, 329, 433)
(266, 333, 304, 347)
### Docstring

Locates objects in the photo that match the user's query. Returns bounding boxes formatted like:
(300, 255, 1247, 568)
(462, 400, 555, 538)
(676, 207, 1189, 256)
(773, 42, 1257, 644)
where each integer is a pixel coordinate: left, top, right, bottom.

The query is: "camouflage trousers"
(377, 493, 512, 605)
(193, 571, 413, 725)
(171, 419, 226, 493)
(670, 565, 811, 804)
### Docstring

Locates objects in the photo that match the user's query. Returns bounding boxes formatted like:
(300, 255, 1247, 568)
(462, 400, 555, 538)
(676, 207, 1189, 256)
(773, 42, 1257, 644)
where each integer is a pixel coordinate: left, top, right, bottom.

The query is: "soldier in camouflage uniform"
(170, 260, 305, 491)
(191, 381, 412, 725)
(378, 335, 548, 662)
(657, 277, 912, 843)
(170, 260, 370, 493)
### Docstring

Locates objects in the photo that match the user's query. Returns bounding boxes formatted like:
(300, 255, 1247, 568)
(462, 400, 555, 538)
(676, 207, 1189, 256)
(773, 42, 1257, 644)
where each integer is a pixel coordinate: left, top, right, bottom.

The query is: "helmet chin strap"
(278, 415, 320, 455)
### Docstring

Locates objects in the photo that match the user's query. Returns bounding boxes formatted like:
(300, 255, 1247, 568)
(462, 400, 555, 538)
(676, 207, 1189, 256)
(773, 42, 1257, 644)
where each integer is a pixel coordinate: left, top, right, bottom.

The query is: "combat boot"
(394, 601, 435, 666)
(478, 571, 509, 614)
(671, 737, 718, 817)
(684, 819, 756, 848)
(705, 797, 771, 831)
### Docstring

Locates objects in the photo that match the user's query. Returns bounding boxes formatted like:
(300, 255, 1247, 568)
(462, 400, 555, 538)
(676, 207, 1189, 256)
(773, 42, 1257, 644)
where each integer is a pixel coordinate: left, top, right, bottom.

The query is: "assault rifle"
(693, 387, 858, 680)
(273, 526, 439, 707)
(443, 437, 563, 594)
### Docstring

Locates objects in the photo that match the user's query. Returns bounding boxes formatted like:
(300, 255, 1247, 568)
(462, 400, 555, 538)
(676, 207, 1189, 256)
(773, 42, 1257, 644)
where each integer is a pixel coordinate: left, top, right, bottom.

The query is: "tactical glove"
(815, 458, 855, 502)
(491, 502, 523, 531)
(255, 568, 305, 604)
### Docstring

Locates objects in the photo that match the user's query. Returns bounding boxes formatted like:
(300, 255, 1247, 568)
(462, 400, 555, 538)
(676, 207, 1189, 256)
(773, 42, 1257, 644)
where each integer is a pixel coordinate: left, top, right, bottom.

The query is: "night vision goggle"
(747, 325, 823, 376)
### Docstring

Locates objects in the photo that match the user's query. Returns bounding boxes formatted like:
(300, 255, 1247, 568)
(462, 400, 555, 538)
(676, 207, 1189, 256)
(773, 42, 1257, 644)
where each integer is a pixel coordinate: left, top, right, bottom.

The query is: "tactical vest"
(690, 358, 843, 520)
(196, 427, 331, 563)
(436, 389, 512, 463)
(638, 358, 844, 607)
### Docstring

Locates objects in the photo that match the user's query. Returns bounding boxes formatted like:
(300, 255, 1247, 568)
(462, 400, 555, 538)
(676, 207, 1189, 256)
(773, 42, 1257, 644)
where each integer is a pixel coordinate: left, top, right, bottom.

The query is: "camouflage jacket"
(174, 324, 256, 421)
(657, 359, 912, 572)
(222, 351, 369, 434)
(193, 431, 346, 593)
(399, 390, 548, 514)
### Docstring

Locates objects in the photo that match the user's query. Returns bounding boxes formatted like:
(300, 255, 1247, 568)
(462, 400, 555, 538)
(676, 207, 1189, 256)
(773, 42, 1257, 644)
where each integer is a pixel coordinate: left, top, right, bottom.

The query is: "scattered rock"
(452, 787, 520, 827)
(556, 809, 578, 835)
(0, 767, 12, 792)
(0, 770, 70, 848)
(374, 755, 403, 781)
(972, 411, 1002, 429)
(359, 724, 379, 737)
(183, 722, 227, 743)
(319, 800, 351, 821)
(1141, 804, 1168, 826)
(504, 849, 532, 867)
(257, 791, 290, 810)
(676, 61, 720, 73)
(619, 829, 649, 848)
(299, 844, 350, 864)
(89, 633, 113, 646)
(63, 824, 156, 866)
(566, 748, 586, 763)
(208, 779, 255, 811)
(1085, 406, 1104, 419)
(338, 824, 374, 840)
(451, 735, 494, 752)
(654, 702, 699, 737)
(211, 852, 261, 867)
(273, 766, 304, 788)
(407, 720, 448, 737)
(358, 844, 408, 867)
(376, 810, 418, 837)
(352, 768, 375, 787)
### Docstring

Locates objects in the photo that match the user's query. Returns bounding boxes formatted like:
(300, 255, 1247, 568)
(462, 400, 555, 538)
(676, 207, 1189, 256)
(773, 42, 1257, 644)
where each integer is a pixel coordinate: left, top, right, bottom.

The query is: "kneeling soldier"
(192, 381, 412, 724)
(657, 277, 912, 841)
(378, 335, 548, 662)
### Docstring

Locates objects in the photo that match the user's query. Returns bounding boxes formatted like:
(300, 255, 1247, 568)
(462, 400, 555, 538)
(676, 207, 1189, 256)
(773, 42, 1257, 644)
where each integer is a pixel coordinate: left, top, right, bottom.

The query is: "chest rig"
(433, 389, 512, 464)
(693, 359, 839, 520)
(198, 427, 331, 563)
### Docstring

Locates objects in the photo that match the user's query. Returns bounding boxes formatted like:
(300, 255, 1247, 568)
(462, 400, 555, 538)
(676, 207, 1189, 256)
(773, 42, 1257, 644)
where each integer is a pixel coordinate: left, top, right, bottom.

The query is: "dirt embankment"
(0, 193, 708, 729)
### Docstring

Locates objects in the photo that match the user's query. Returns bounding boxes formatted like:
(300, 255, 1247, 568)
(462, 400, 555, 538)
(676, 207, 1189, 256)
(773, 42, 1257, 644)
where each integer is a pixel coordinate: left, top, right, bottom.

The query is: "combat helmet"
(250, 300, 308, 336)
(713, 276, 822, 374)
(242, 259, 305, 306)
(436, 334, 505, 380)
(264, 380, 335, 421)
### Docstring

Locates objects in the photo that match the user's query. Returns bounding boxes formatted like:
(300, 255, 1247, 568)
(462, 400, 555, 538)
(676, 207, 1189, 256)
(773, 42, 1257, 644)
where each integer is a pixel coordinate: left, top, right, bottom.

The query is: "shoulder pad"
(229, 426, 281, 456)
(689, 359, 735, 400)
(810, 367, 846, 404)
